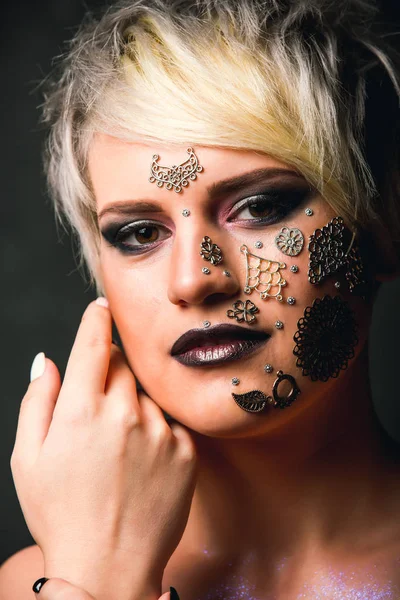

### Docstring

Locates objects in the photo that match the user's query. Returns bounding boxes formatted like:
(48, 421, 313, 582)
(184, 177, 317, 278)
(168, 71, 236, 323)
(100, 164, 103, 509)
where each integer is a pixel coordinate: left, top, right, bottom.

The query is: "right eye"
(101, 220, 171, 255)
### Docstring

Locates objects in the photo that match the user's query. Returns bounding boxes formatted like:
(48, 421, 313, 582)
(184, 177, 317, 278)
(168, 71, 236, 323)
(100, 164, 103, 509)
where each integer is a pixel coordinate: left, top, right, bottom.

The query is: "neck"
(180, 344, 398, 569)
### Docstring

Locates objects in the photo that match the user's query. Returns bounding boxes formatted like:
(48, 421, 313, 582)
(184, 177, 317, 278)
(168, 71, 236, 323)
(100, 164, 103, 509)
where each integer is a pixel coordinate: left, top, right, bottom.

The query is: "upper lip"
(170, 323, 270, 356)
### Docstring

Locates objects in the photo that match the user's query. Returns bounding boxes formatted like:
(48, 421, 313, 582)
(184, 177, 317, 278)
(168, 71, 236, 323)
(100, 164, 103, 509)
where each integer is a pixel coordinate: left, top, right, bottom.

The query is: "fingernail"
(96, 296, 109, 308)
(32, 577, 49, 593)
(30, 352, 46, 382)
(170, 586, 180, 600)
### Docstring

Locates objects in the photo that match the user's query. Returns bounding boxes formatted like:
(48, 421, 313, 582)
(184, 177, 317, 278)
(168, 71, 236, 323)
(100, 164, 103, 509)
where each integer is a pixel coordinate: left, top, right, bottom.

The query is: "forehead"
(88, 133, 294, 211)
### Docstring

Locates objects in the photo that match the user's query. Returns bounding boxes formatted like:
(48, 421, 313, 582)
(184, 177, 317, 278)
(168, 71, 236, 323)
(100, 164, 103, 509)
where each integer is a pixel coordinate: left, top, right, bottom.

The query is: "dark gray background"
(1, 0, 400, 566)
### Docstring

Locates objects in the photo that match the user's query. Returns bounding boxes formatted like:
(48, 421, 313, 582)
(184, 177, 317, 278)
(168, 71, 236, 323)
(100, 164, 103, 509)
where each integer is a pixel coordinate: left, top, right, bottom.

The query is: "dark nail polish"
(32, 577, 49, 593)
(170, 586, 180, 600)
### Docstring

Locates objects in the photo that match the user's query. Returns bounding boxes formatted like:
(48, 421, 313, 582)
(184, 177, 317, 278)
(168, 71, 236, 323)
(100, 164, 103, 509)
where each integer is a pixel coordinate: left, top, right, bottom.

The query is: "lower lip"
(173, 338, 269, 367)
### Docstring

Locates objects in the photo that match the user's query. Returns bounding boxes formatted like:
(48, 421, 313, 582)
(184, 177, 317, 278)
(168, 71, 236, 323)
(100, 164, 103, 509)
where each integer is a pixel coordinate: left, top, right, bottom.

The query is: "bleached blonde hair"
(42, 0, 400, 296)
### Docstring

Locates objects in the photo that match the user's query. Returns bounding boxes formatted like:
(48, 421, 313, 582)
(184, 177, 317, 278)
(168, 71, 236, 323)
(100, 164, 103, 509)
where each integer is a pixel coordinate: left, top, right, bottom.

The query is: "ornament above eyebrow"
(148, 146, 203, 193)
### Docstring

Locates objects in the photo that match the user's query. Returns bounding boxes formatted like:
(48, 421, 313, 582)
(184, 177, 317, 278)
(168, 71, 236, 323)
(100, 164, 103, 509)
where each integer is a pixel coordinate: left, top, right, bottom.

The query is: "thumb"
(32, 577, 96, 599)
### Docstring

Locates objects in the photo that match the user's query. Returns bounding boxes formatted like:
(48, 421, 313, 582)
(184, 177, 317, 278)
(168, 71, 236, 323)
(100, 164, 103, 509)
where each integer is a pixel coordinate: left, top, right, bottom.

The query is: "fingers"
(11, 356, 62, 467)
(104, 344, 138, 401)
(32, 577, 96, 599)
(138, 391, 197, 460)
(61, 299, 112, 399)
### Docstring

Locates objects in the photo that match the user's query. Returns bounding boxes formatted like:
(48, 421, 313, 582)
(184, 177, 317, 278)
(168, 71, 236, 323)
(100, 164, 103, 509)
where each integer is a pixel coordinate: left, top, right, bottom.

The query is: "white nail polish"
(96, 297, 109, 307)
(30, 352, 46, 382)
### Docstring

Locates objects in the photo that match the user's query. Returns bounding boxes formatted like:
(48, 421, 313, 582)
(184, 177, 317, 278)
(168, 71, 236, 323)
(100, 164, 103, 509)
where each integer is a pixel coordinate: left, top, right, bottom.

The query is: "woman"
(3, 0, 400, 598)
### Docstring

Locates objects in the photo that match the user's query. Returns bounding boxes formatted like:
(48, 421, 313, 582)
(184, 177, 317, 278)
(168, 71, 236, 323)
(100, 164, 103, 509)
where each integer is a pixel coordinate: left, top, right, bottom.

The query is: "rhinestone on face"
(202, 267, 211, 274)
(290, 265, 299, 273)
(334, 281, 341, 289)
(182, 209, 191, 217)
(287, 296, 296, 305)
(203, 320, 211, 328)
(305, 208, 314, 216)
(255, 241, 263, 249)
(223, 270, 231, 277)
(232, 377, 240, 386)
(275, 320, 284, 329)
(264, 364, 273, 373)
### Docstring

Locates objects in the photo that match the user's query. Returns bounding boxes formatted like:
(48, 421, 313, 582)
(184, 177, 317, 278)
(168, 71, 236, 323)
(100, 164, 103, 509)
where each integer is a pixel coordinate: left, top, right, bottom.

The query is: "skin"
(89, 135, 400, 599)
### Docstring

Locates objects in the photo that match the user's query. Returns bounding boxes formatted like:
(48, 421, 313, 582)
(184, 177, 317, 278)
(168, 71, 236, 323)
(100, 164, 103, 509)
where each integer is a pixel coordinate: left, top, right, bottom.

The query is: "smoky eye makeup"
(100, 182, 318, 256)
(100, 219, 172, 255)
(226, 184, 317, 226)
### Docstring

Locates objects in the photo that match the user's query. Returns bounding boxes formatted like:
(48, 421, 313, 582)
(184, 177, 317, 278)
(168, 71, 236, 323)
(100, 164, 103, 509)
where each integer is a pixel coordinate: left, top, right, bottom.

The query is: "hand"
(32, 577, 173, 600)
(33, 577, 96, 599)
(12, 299, 198, 600)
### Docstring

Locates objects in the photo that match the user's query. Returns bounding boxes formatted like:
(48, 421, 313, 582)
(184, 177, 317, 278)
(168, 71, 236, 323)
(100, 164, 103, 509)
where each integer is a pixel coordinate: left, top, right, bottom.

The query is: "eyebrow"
(97, 167, 303, 219)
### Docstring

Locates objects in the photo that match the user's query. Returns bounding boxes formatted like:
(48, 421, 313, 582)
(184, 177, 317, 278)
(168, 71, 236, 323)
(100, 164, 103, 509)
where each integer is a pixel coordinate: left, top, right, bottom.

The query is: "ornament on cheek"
(240, 244, 287, 302)
(307, 216, 368, 298)
(293, 294, 359, 382)
(275, 226, 304, 257)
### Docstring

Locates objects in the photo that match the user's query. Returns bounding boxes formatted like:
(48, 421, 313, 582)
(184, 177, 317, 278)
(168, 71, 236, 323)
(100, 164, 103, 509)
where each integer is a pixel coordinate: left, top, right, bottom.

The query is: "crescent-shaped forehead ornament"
(148, 146, 203, 193)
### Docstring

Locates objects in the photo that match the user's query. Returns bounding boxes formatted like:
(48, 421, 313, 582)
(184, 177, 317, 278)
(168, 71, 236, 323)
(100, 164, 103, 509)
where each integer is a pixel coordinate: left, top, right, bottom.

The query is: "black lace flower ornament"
(308, 217, 347, 284)
(307, 216, 368, 297)
(293, 295, 358, 382)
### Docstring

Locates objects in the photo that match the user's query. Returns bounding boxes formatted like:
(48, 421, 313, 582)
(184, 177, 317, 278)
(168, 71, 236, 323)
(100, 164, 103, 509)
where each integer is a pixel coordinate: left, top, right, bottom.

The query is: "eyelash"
(101, 188, 311, 255)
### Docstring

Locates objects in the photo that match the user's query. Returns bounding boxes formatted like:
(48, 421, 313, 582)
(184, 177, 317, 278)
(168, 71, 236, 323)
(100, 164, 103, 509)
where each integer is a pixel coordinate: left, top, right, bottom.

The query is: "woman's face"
(89, 135, 370, 438)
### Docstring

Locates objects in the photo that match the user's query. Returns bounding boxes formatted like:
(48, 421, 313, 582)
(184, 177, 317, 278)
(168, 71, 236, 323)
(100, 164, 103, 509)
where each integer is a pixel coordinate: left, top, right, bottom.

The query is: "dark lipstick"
(170, 323, 270, 367)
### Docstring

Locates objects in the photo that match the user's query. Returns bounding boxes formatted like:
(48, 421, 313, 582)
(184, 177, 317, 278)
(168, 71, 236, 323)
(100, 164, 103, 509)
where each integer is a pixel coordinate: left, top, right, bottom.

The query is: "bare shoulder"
(0, 545, 44, 600)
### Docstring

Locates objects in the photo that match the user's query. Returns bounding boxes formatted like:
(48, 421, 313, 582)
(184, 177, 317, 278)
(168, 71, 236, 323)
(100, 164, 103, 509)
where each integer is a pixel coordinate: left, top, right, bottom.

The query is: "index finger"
(61, 297, 112, 399)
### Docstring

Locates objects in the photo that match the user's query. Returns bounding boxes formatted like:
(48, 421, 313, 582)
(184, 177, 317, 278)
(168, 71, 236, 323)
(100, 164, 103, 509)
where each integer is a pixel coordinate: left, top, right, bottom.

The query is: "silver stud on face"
(203, 320, 211, 328)
(232, 377, 240, 386)
(275, 320, 284, 329)
(223, 270, 231, 277)
(287, 296, 296, 305)
(255, 241, 263, 249)
(290, 265, 299, 273)
(202, 267, 211, 275)
(264, 364, 273, 373)
(334, 281, 341, 289)
(182, 208, 191, 217)
(305, 208, 313, 216)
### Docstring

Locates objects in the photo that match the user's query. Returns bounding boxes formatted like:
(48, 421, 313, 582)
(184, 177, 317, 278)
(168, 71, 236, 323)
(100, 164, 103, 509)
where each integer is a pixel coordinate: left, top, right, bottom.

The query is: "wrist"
(43, 556, 164, 600)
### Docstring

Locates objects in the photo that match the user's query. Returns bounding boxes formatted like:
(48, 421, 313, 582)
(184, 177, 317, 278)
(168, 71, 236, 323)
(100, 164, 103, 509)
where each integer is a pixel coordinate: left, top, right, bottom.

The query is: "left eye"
(229, 189, 310, 224)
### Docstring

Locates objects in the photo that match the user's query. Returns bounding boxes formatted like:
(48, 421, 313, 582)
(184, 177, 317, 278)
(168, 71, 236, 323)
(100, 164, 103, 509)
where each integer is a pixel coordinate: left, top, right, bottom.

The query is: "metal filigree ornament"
(200, 236, 223, 265)
(293, 295, 359, 382)
(226, 299, 259, 325)
(232, 390, 272, 413)
(231, 370, 301, 413)
(149, 147, 203, 193)
(275, 226, 304, 257)
(308, 216, 368, 297)
(240, 244, 287, 301)
(266, 370, 301, 409)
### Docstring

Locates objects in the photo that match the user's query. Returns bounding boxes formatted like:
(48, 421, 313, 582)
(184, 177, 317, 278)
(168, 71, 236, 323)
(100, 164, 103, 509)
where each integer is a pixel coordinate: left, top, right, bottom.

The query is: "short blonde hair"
(42, 0, 400, 295)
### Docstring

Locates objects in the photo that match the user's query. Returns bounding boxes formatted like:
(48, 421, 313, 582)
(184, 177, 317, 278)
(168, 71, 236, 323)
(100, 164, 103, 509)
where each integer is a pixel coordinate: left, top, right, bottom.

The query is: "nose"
(167, 230, 241, 306)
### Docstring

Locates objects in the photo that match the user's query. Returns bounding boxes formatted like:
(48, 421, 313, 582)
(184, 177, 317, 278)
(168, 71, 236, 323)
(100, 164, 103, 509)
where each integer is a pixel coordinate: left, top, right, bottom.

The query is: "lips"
(170, 323, 270, 367)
